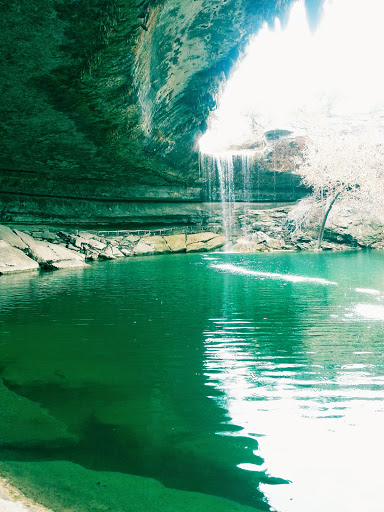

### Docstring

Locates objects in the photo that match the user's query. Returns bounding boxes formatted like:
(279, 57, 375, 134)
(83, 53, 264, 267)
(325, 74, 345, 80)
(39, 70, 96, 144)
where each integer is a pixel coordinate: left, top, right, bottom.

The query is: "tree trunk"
(317, 191, 342, 249)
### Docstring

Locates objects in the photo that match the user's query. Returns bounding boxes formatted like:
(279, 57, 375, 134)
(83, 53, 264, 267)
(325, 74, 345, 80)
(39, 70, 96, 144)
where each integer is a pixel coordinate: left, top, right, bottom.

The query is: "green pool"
(0, 251, 383, 512)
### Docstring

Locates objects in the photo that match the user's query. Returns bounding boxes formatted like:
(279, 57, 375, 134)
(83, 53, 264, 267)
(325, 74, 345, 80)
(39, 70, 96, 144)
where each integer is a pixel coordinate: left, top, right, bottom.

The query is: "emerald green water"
(1, 252, 384, 512)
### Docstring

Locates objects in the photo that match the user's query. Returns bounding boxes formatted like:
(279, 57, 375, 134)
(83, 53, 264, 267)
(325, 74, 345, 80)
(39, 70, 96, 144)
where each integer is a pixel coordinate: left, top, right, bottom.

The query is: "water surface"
(1, 251, 384, 511)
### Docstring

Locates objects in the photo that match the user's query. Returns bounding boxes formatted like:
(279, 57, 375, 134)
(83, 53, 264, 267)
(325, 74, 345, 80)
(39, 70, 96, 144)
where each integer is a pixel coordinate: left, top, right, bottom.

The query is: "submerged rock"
(0, 460, 265, 512)
(0, 241, 39, 275)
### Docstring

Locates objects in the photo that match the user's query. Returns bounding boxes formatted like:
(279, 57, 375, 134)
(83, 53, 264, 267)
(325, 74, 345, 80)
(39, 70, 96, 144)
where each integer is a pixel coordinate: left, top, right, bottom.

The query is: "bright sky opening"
(199, 0, 384, 154)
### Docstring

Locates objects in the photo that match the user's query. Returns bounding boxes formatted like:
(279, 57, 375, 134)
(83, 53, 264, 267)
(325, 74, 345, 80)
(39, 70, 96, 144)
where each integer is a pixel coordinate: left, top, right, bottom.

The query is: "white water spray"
(200, 152, 255, 243)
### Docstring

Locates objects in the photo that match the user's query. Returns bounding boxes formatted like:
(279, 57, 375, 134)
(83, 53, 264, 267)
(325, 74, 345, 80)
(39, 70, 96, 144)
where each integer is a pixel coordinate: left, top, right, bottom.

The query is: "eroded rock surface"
(0, 0, 305, 224)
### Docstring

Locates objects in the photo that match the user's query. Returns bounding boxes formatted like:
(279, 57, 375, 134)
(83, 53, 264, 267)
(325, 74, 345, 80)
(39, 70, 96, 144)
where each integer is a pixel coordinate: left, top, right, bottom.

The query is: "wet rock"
(164, 234, 186, 252)
(321, 241, 336, 251)
(0, 240, 39, 275)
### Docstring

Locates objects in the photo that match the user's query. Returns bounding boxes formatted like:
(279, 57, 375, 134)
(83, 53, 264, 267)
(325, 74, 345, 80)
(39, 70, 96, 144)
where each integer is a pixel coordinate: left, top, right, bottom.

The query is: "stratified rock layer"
(0, 0, 305, 223)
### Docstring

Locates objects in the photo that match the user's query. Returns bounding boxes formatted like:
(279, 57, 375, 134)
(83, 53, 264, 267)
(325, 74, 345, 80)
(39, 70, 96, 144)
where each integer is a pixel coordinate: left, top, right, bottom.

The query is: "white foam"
(355, 288, 382, 296)
(213, 263, 338, 286)
(354, 303, 384, 321)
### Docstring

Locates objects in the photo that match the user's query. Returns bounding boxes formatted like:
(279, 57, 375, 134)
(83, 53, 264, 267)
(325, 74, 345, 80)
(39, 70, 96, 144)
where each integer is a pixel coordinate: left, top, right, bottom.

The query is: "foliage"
(294, 129, 384, 247)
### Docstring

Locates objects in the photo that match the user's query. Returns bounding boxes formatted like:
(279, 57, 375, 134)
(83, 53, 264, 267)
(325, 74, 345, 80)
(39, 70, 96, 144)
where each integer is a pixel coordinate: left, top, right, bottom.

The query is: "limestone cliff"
(0, 0, 321, 223)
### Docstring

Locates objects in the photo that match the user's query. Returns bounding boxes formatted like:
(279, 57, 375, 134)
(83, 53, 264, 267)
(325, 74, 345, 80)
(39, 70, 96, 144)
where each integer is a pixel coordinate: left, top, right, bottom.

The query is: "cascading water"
(240, 153, 252, 235)
(200, 151, 254, 245)
(199, 0, 384, 249)
(216, 154, 235, 243)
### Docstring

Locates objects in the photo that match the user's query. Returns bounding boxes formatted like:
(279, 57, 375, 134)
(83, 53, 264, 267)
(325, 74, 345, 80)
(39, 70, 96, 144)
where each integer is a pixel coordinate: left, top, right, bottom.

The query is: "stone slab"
(0, 225, 28, 250)
(164, 234, 186, 252)
(0, 241, 39, 275)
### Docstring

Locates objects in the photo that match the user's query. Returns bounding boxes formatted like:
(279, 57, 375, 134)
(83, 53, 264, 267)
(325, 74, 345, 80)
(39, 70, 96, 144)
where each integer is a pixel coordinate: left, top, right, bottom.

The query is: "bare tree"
(294, 130, 384, 248)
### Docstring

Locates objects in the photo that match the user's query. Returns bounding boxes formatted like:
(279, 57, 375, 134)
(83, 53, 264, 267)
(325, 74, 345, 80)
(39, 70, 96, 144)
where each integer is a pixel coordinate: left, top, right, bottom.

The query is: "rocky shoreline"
(0, 224, 227, 275)
(0, 476, 52, 512)
(1, 205, 384, 276)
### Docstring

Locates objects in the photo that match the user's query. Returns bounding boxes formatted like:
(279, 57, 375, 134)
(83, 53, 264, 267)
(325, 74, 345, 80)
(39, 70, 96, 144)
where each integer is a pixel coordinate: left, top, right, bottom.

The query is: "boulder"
(124, 235, 140, 243)
(84, 249, 99, 261)
(251, 231, 270, 244)
(233, 239, 267, 253)
(164, 234, 186, 252)
(70, 235, 89, 249)
(140, 236, 170, 254)
(133, 242, 155, 256)
(77, 231, 96, 240)
(35, 230, 60, 242)
(204, 235, 225, 251)
(186, 232, 218, 245)
(266, 237, 283, 250)
(83, 239, 106, 251)
(326, 219, 384, 247)
(0, 240, 39, 274)
(111, 246, 125, 258)
(120, 248, 131, 257)
(13, 230, 87, 269)
(99, 246, 116, 260)
(186, 235, 225, 252)
(0, 225, 27, 250)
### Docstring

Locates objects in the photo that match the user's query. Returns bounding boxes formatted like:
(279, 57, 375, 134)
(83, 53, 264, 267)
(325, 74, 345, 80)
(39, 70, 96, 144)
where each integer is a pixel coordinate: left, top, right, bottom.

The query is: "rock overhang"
(0, 0, 322, 222)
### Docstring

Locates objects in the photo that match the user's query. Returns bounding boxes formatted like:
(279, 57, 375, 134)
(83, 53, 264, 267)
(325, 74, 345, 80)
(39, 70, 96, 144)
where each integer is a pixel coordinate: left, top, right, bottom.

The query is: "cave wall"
(0, 0, 318, 224)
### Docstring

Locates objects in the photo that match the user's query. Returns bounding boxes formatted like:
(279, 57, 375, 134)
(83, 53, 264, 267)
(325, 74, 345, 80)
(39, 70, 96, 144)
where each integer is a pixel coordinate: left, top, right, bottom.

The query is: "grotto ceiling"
(0, 0, 324, 209)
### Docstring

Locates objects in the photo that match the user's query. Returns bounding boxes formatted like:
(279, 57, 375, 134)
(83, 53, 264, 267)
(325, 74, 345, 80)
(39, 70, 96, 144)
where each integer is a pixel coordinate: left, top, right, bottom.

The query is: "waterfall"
(200, 152, 253, 244)
(216, 154, 235, 243)
(240, 153, 252, 236)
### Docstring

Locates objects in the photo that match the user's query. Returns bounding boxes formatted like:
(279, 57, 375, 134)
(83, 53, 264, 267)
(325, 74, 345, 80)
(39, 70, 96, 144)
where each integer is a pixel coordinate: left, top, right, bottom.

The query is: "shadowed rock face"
(0, 0, 317, 222)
